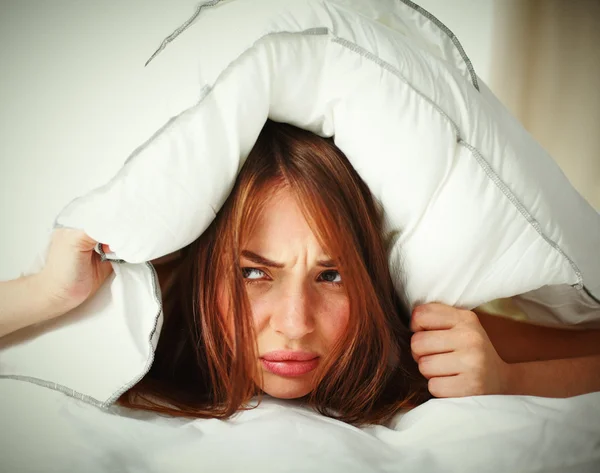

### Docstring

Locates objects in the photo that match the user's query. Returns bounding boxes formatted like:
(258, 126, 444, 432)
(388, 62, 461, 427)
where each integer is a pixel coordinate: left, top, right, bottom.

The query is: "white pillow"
(1, 0, 599, 407)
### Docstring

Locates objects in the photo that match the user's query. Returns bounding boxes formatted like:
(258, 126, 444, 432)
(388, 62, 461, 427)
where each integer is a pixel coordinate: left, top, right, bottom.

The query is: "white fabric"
(0, 250, 161, 405)
(1, 379, 599, 472)
(1, 0, 599, 411)
(50, 0, 600, 309)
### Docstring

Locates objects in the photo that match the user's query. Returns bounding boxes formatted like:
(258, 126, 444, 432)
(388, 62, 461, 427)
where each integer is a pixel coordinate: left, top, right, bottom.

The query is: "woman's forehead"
(239, 183, 343, 266)
(247, 190, 310, 236)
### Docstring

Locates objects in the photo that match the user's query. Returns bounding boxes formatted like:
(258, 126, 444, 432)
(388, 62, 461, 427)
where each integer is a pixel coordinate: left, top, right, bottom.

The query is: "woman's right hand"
(38, 228, 114, 313)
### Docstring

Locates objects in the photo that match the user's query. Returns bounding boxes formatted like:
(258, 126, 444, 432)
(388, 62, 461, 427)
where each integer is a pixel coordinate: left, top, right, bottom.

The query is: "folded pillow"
(2, 0, 599, 407)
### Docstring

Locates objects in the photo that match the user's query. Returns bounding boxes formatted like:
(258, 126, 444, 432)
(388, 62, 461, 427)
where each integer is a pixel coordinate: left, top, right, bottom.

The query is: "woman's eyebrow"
(240, 250, 335, 268)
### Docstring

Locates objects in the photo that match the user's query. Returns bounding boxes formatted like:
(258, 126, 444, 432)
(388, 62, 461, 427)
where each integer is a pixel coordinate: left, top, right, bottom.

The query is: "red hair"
(117, 119, 430, 426)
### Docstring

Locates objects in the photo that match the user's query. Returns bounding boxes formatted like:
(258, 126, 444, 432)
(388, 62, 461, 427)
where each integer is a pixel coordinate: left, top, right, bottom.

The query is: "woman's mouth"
(260, 351, 320, 377)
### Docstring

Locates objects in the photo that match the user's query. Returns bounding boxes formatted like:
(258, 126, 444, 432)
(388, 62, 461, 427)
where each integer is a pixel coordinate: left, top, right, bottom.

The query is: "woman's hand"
(38, 228, 114, 313)
(410, 303, 510, 398)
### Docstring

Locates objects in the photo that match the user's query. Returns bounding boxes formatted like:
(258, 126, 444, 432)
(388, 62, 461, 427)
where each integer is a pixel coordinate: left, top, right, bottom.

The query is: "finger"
(100, 259, 114, 277)
(410, 303, 461, 332)
(75, 231, 98, 251)
(411, 330, 458, 360)
(90, 259, 114, 295)
(101, 243, 112, 253)
(428, 375, 477, 398)
(93, 259, 114, 284)
(416, 352, 461, 379)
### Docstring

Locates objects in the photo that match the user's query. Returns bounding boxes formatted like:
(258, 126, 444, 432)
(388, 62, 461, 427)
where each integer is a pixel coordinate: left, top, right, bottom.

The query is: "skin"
(0, 229, 114, 339)
(410, 303, 600, 398)
(217, 187, 350, 400)
(410, 303, 510, 397)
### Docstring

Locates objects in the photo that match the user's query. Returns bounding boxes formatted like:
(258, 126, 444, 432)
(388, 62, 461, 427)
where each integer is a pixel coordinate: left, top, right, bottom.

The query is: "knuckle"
(461, 329, 483, 349)
(410, 332, 426, 352)
(417, 356, 432, 377)
(411, 309, 425, 327)
(428, 378, 445, 398)
(460, 310, 479, 324)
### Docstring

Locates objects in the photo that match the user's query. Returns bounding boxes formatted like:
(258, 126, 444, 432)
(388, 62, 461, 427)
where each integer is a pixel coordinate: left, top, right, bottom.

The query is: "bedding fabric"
(1, 1, 600, 468)
(1, 378, 599, 473)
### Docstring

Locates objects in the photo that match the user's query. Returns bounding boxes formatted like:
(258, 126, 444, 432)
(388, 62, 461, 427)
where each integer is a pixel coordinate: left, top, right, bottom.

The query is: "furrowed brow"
(241, 250, 285, 268)
(241, 250, 336, 269)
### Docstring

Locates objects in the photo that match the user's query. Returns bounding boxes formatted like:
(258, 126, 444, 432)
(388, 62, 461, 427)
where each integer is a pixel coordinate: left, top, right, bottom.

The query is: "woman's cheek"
(322, 298, 351, 345)
(246, 292, 271, 331)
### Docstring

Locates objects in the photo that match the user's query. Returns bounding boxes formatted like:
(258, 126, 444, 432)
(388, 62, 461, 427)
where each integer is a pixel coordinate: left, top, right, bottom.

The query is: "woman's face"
(217, 187, 350, 399)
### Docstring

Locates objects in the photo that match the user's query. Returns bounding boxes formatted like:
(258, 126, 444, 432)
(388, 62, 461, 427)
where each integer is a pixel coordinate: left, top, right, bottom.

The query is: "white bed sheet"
(1, 379, 599, 473)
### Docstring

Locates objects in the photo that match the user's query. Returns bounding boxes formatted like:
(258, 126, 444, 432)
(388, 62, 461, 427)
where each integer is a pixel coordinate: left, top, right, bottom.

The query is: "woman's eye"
(242, 268, 265, 281)
(242, 268, 265, 284)
(242, 268, 342, 286)
(319, 270, 342, 285)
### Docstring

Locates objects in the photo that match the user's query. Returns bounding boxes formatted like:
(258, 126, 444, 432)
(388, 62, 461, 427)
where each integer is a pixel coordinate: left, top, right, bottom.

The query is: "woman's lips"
(260, 351, 320, 377)
(260, 358, 320, 377)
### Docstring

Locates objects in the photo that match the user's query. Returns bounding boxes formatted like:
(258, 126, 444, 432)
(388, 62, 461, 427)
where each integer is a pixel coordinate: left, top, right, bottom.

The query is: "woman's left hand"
(410, 303, 510, 398)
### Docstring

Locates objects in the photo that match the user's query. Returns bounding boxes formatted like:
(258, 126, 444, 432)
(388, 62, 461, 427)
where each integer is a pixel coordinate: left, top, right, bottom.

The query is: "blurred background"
(419, 0, 600, 212)
(0, 0, 599, 280)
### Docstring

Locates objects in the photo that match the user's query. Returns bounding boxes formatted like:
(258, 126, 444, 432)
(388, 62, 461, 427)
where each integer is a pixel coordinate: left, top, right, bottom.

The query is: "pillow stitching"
(396, 0, 480, 91)
(95, 242, 127, 264)
(145, 0, 226, 68)
(0, 374, 104, 407)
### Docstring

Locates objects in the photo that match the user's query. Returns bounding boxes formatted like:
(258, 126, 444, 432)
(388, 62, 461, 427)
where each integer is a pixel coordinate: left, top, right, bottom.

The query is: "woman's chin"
(260, 374, 314, 399)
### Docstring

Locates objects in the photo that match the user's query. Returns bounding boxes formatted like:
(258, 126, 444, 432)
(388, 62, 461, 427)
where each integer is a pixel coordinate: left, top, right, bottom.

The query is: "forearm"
(476, 311, 600, 363)
(474, 309, 600, 397)
(506, 354, 600, 398)
(0, 273, 68, 339)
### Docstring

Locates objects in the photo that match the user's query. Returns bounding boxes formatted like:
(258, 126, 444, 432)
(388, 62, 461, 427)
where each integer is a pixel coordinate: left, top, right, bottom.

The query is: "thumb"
(98, 258, 114, 280)
(91, 256, 114, 292)
(74, 231, 99, 252)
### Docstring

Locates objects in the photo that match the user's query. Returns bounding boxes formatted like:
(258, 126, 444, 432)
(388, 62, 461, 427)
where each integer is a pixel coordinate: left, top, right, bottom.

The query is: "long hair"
(117, 119, 430, 426)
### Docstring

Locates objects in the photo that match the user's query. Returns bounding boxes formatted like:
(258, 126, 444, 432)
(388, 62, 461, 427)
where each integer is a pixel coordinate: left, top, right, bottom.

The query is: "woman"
(1, 120, 600, 427)
(116, 119, 434, 426)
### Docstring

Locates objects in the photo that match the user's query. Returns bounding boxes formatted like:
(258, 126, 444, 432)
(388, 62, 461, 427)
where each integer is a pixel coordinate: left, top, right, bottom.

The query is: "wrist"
(32, 271, 77, 320)
(0, 272, 76, 339)
(502, 361, 523, 396)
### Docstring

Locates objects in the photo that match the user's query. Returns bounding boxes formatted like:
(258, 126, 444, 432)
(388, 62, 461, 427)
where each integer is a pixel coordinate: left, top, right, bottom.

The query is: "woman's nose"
(270, 286, 315, 340)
